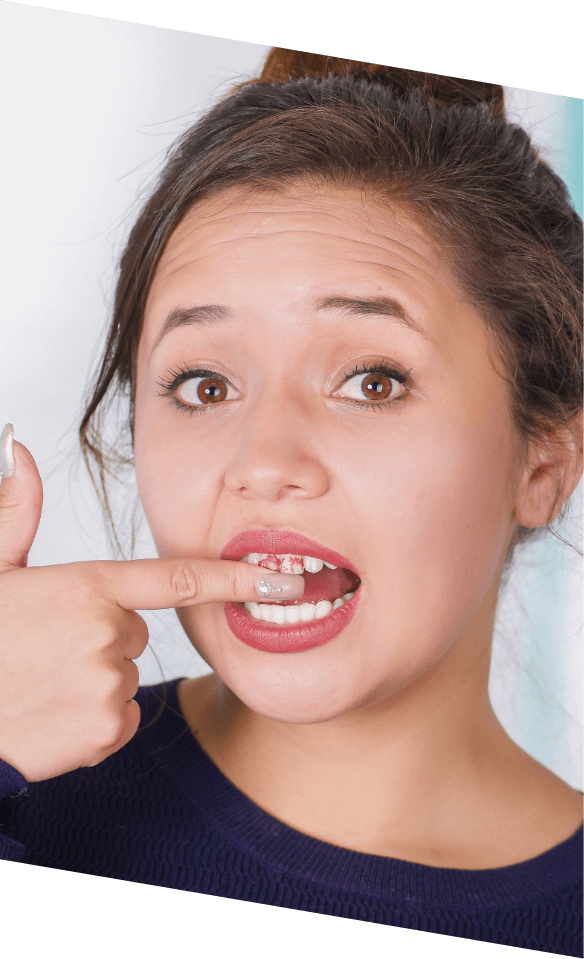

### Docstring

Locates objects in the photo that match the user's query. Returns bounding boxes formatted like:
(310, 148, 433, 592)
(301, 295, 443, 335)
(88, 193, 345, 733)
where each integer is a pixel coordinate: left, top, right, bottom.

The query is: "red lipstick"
(220, 530, 361, 577)
(221, 530, 362, 654)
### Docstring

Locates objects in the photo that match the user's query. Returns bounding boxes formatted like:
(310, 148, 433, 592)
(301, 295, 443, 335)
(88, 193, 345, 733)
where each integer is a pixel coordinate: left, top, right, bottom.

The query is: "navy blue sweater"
(0, 680, 582, 955)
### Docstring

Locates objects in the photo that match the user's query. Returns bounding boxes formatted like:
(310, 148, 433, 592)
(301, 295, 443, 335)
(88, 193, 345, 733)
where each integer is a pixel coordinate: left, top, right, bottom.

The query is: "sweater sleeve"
(0, 759, 28, 861)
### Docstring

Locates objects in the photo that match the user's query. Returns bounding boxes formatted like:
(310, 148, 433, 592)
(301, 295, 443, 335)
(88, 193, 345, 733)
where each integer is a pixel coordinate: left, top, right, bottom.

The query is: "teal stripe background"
(561, 97, 583, 218)
(519, 96, 584, 789)
(490, 91, 583, 788)
(556, 97, 584, 790)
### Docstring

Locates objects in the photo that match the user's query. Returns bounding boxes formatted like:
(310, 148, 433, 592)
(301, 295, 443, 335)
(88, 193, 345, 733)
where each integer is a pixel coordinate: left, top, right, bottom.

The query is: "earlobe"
(513, 414, 583, 530)
(513, 455, 561, 529)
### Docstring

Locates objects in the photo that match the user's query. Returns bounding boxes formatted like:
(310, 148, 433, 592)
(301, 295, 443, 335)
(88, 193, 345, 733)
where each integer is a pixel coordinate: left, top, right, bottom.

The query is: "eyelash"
(155, 362, 412, 416)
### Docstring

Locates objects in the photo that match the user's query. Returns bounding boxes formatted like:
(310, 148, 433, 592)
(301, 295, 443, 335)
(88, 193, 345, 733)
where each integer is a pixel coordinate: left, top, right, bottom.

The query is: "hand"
(0, 431, 302, 781)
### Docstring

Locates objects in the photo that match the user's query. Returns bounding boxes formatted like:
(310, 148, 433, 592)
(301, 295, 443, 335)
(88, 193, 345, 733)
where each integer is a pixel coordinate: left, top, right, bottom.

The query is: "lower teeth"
(244, 591, 355, 625)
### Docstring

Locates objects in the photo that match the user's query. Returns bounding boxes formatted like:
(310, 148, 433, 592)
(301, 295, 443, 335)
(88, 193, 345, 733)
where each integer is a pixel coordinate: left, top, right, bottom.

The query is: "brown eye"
(334, 366, 405, 404)
(360, 372, 393, 400)
(157, 366, 240, 412)
(158, 362, 412, 414)
(174, 374, 232, 407)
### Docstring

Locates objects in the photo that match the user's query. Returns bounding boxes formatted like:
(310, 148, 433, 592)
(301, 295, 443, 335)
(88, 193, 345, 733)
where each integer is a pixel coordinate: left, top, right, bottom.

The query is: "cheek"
(345, 413, 515, 597)
(133, 421, 220, 557)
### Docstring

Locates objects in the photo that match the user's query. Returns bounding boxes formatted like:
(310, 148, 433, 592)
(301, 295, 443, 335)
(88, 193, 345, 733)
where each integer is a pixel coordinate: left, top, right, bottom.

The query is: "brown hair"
(79, 47, 583, 562)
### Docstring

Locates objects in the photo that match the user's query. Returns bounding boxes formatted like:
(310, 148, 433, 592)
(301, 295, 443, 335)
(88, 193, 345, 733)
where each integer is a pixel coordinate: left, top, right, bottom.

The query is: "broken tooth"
(279, 554, 305, 575)
(240, 552, 340, 575)
(240, 552, 304, 571)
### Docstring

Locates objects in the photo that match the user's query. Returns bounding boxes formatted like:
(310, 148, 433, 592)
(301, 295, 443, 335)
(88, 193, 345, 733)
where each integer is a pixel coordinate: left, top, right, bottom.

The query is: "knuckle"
(87, 619, 120, 654)
(168, 561, 201, 604)
(96, 665, 124, 701)
(126, 661, 140, 696)
(97, 710, 126, 751)
(228, 568, 243, 597)
(128, 611, 149, 645)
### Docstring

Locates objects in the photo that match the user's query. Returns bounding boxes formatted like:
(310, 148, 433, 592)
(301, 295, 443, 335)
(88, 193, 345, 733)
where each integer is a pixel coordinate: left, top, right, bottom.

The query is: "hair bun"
(258, 47, 505, 117)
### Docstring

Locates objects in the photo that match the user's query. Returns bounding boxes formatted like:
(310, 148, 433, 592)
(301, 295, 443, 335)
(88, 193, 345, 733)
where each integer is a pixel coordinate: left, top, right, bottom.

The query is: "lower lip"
(224, 590, 362, 654)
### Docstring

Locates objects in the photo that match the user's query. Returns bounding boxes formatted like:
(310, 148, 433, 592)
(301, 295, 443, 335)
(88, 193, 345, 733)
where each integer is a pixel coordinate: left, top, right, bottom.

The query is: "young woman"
(0, 49, 582, 955)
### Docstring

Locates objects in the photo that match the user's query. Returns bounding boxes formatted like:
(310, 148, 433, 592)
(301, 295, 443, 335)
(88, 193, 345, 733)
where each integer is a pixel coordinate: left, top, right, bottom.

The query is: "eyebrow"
(149, 294, 431, 360)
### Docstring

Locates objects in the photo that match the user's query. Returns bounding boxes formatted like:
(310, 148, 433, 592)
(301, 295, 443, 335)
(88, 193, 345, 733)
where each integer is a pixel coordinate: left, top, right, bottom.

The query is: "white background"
(0, 2, 582, 956)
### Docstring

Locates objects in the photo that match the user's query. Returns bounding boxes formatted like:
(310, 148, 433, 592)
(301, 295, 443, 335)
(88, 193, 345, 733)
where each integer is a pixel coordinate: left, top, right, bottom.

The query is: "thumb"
(0, 425, 44, 572)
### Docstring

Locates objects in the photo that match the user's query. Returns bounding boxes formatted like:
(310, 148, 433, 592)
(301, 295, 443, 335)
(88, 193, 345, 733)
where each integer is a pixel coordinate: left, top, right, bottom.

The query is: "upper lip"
(220, 529, 361, 577)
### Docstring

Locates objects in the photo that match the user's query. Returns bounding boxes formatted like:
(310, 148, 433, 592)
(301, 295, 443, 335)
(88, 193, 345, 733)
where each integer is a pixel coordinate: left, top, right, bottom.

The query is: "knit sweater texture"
(0, 680, 582, 956)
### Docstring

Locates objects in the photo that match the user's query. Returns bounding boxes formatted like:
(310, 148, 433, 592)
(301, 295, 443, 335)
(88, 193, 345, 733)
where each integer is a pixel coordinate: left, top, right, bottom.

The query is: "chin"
(219, 655, 364, 726)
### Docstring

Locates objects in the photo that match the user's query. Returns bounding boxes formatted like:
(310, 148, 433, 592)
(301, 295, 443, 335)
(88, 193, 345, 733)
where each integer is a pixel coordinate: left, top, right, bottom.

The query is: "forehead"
(147, 185, 451, 297)
(140, 184, 487, 367)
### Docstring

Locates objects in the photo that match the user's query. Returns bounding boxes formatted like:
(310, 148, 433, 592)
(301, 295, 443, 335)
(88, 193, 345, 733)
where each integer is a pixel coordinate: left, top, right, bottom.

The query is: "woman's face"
(134, 185, 521, 723)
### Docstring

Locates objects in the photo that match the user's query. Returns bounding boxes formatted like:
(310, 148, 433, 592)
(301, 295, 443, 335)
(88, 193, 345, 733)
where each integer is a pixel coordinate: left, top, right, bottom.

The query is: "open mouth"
(240, 552, 361, 625)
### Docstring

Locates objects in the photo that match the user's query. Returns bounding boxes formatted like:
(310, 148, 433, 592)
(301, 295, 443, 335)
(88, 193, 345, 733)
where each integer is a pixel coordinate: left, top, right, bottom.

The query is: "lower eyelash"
(156, 363, 413, 414)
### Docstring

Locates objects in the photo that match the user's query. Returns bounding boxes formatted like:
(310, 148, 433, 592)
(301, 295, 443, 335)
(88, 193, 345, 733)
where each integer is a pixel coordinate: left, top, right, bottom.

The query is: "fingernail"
(255, 573, 305, 600)
(0, 424, 14, 480)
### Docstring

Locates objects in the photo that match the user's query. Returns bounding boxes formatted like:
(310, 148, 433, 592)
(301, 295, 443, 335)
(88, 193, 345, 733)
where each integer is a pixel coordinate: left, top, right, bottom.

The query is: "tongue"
(279, 567, 359, 605)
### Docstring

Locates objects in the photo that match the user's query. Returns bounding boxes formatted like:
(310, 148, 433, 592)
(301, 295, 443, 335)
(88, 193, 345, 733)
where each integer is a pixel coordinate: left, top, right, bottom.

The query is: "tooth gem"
(257, 581, 282, 596)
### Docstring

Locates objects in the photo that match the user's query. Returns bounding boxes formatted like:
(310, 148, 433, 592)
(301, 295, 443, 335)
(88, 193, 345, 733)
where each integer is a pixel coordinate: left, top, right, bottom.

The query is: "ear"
(513, 411, 583, 529)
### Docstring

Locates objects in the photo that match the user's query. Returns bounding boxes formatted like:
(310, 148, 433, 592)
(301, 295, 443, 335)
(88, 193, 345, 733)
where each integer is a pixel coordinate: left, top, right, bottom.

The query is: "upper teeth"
(240, 553, 337, 574)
